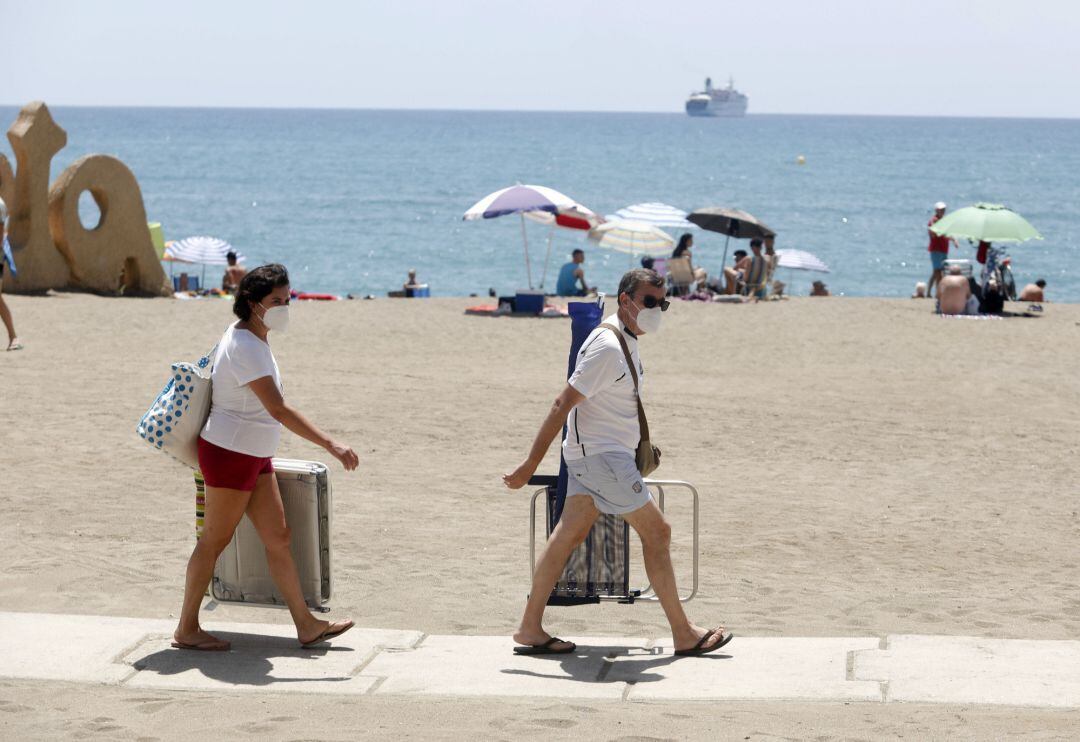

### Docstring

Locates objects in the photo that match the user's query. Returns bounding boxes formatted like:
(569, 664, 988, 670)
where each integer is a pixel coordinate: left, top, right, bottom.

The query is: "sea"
(2, 106, 1078, 300)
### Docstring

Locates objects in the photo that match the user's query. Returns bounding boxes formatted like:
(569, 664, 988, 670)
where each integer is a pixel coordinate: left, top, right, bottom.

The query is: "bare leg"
(622, 499, 726, 652)
(928, 268, 942, 298)
(723, 267, 738, 295)
(0, 292, 19, 349)
(245, 472, 349, 643)
(514, 494, 598, 648)
(175, 484, 252, 649)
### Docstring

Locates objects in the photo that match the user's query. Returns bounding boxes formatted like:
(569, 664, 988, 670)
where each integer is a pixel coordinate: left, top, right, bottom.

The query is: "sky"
(3, 0, 1079, 118)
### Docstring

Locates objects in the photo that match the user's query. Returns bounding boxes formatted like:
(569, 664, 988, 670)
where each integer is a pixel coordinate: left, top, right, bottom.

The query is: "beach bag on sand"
(600, 323, 661, 476)
(136, 346, 216, 469)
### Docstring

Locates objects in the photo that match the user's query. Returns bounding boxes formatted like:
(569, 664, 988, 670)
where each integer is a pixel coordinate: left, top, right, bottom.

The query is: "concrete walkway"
(2, 612, 1078, 707)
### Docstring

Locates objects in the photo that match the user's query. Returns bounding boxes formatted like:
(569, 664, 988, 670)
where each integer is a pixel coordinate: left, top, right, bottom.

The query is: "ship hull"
(685, 99, 748, 117)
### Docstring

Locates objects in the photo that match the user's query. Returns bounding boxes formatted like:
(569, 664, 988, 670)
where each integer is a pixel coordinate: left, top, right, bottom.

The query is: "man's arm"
(503, 384, 586, 489)
(575, 268, 588, 292)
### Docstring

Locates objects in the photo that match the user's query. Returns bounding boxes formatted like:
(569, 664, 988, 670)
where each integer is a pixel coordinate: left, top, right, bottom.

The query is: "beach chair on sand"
(666, 256, 695, 296)
(527, 474, 699, 604)
(522, 296, 699, 606)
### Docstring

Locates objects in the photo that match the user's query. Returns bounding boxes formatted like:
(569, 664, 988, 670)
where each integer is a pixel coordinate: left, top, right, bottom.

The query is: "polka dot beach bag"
(136, 345, 216, 469)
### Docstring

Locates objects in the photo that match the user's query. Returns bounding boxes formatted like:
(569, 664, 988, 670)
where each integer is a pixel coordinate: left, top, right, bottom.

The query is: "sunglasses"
(639, 295, 670, 312)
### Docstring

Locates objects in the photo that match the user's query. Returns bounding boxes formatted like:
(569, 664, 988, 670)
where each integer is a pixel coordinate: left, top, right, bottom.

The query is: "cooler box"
(515, 289, 544, 314)
(209, 458, 333, 610)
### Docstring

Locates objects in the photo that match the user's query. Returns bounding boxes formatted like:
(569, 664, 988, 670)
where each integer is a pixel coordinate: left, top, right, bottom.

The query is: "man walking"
(927, 202, 955, 298)
(503, 268, 732, 657)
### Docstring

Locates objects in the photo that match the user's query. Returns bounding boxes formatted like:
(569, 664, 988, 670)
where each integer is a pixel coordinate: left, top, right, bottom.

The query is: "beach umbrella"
(774, 249, 829, 273)
(610, 202, 696, 230)
(588, 219, 675, 260)
(930, 203, 1042, 243)
(463, 184, 580, 288)
(687, 207, 776, 269)
(164, 236, 244, 287)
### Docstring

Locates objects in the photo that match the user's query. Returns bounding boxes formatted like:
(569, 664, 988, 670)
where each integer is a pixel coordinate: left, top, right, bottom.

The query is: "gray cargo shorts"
(565, 451, 651, 515)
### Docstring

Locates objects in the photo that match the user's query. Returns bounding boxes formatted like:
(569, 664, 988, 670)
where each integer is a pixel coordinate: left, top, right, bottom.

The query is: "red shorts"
(197, 437, 274, 491)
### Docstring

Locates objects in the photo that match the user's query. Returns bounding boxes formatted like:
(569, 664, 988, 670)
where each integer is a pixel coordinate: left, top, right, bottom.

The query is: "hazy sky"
(3, 0, 1078, 117)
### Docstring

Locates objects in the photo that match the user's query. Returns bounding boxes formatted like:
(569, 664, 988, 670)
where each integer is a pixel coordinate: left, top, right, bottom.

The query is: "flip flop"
(674, 627, 733, 657)
(171, 638, 230, 652)
(513, 637, 576, 656)
(300, 619, 354, 648)
(6, 342, 22, 352)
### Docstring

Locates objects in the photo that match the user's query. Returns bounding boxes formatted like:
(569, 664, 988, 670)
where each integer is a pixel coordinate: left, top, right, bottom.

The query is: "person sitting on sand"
(221, 251, 246, 294)
(912, 282, 928, 298)
(721, 249, 748, 294)
(937, 264, 971, 315)
(810, 280, 830, 297)
(556, 249, 593, 297)
(671, 233, 707, 286)
(404, 268, 421, 291)
(1019, 279, 1046, 302)
(0, 198, 22, 351)
(503, 268, 733, 658)
(737, 239, 769, 299)
(175, 264, 359, 652)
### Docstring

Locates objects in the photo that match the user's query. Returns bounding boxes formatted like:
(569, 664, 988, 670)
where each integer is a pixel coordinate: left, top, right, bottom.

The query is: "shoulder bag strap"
(600, 323, 650, 443)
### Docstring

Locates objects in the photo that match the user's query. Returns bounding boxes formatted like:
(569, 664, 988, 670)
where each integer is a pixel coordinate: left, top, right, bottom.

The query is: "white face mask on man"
(631, 299, 664, 334)
(255, 303, 290, 333)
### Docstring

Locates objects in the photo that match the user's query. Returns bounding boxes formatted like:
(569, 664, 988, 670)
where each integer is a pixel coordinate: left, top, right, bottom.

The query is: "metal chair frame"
(529, 478, 699, 604)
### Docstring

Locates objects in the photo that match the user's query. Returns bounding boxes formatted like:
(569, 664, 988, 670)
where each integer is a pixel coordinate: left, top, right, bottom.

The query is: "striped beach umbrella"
(164, 236, 244, 266)
(588, 219, 675, 258)
(775, 249, 829, 273)
(610, 202, 696, 230)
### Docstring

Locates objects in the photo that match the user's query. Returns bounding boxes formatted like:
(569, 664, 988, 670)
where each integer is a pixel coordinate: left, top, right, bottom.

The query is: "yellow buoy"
(796, 155, 806, 165)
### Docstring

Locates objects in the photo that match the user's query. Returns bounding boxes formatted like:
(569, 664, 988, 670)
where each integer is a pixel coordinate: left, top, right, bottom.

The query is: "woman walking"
(0, 198, 22, 351)
(175, 263, 359, 651)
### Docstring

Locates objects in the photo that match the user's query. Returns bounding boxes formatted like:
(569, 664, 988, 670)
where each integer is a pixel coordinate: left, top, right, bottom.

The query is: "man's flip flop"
(300, 619, 355, 648)
(674, 627, 733, 657)
(170, 639, 230, 652)
(513, 637, 577, 655)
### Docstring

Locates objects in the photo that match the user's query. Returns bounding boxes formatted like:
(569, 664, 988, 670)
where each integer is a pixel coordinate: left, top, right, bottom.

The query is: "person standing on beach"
(927, 202, 956, 298)
(221, 251, 246, 294)
(503, 268, 732, 657)
(0, 198, 22, 351)
(556, 249, 593, 297)
(175, 263, 359, 651)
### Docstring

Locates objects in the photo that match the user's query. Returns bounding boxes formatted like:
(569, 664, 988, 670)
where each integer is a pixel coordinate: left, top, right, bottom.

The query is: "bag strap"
(600, 322, 650, 443)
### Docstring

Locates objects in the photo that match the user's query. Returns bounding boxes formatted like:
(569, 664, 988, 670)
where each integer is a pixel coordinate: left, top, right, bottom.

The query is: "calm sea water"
(2, 106, 1078, 299)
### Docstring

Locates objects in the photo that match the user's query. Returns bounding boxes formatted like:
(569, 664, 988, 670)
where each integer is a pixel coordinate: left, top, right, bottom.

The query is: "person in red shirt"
(927, 202, 956, 298)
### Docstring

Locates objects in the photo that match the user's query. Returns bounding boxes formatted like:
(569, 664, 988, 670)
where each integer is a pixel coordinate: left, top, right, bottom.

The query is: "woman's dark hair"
(233, 263, 290, 321)
(673, 232, 693, 258)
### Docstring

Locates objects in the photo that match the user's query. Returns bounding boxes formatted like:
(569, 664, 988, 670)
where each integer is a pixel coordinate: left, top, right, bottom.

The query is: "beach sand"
(1, 292, 1079, 738)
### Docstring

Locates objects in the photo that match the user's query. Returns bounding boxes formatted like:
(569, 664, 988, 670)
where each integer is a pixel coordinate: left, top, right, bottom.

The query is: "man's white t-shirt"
(563, 313, 643, 461)
(201, 323, 283, 457)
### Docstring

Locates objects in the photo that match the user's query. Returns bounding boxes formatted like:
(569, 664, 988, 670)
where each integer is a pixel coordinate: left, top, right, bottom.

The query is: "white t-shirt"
(563, 313, 643, 461)
(200, 323, 283, 457)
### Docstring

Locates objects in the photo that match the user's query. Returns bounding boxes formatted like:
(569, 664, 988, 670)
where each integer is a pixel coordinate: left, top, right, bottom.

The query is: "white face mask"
(257, 303, 290, 333)
(632, 300, 663, 335)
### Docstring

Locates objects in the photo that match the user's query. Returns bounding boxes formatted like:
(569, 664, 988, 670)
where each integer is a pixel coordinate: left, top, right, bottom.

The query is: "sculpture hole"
(78, 189, 105, 230)
(120, 257, 140, 295)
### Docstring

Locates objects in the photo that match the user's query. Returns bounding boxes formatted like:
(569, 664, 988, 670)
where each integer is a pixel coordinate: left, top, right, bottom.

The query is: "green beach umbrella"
(930, 203, 1042, 243)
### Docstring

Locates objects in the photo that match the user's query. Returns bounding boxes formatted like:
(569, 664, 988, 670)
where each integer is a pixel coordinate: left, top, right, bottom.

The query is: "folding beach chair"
(524, 295, 699, 606)
(666, 256, 695, 296)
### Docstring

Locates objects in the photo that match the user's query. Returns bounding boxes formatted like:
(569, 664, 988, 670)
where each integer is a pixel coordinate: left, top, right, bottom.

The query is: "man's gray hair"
(618, 268, 664, 298)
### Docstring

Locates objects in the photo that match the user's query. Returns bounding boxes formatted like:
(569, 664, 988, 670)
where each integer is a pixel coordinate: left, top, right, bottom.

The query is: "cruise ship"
(685, 77, 748, 117)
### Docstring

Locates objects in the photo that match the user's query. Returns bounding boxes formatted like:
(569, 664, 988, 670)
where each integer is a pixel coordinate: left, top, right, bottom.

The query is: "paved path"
(2, 611, 1078, 707)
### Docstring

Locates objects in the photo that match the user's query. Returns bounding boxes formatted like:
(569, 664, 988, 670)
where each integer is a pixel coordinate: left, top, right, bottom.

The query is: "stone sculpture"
(2, 101, 170, 296)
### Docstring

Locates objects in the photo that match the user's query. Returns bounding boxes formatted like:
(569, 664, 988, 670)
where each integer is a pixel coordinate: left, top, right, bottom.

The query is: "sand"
(1, 292, 1079, 738)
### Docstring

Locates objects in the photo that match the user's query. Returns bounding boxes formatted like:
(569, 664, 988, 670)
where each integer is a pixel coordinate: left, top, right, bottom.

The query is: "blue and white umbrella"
(164, 236, 244, 266)
(464, 184, 581, 288)
(609, 202, 696, 230)
(588, 219, 675, 258)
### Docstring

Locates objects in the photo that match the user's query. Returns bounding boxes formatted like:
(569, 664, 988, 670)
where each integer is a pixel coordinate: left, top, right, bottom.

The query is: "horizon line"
(0, 101, 1077, 123)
